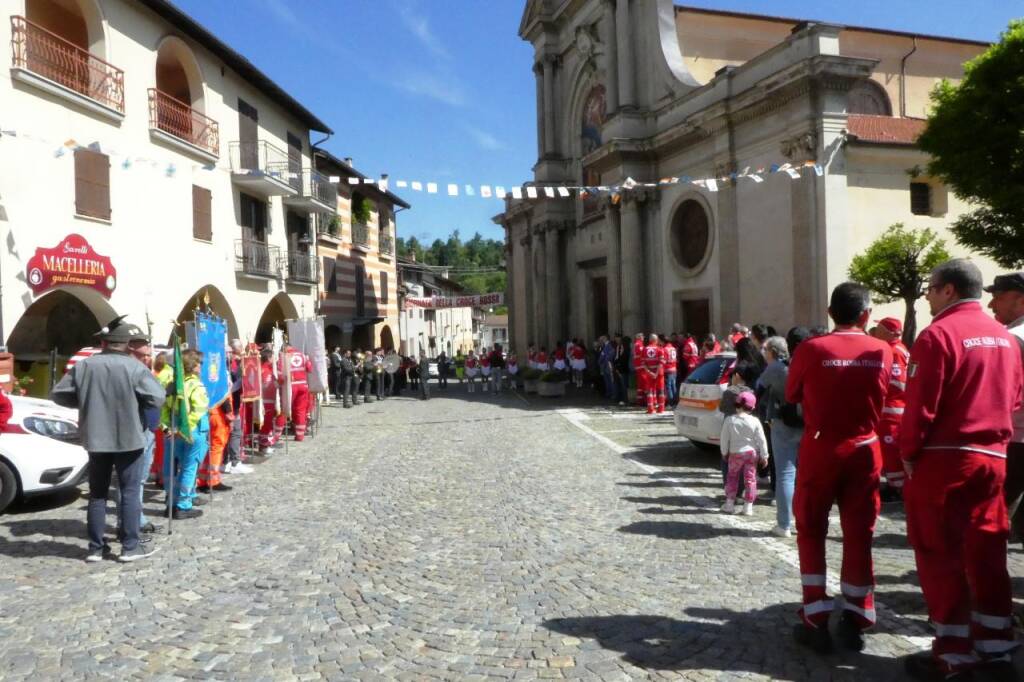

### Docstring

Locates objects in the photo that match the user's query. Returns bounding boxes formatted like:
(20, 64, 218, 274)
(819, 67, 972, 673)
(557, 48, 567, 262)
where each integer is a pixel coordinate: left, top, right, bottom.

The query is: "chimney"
(344, 157, 353, 166)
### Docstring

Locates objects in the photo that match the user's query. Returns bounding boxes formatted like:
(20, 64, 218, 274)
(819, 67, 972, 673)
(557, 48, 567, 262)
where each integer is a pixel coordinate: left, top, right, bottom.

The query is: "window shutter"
(380, 271, 389, 305)
(192, 185, 212, 240)
(74, 149, 111, 220)
(910, 182, 931, 216)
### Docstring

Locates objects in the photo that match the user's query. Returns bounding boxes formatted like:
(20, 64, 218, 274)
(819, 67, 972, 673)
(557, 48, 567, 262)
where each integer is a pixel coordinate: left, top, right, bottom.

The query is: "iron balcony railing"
(286, 251, 318, 284)
(10, 15, 125, 112)
(352, 222, 370, 246)
(234, 239, 281, 278)
(316, 213, 341, 238)
(379, 233, 394, 256)
(148, 88, 219, 156)
(293, 169, 337, 209)
(229, 140, 291, 178)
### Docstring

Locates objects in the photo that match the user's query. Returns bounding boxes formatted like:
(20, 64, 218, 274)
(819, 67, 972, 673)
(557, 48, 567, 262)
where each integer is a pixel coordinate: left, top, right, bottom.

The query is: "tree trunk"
(902, 296, 918, 347)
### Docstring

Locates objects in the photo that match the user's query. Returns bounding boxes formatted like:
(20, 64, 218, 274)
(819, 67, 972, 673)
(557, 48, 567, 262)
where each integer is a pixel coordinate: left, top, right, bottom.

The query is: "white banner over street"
(404, 292, 504, 310)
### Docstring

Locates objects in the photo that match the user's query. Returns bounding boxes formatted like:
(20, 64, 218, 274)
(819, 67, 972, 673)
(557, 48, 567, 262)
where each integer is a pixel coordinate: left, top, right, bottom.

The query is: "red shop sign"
(26, 233, 116, 299)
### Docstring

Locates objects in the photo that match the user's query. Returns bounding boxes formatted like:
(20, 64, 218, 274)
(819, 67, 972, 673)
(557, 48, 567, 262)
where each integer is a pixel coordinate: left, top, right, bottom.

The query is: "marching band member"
(479, 351, 492, 392)
(464, 350, 479, 393)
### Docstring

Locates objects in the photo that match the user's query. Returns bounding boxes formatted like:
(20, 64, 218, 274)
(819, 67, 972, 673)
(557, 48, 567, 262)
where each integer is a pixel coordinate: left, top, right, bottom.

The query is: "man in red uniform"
(258, 348, 284, 453)
(642, 334, 665, 414)
(873, 316, 911, 498)
(282, 346, 313, 441)
(632, 333, 647, 406)
(682, 333, 700, 378)
(785, 282, 892, 654)
(900, 260, 1023, 681)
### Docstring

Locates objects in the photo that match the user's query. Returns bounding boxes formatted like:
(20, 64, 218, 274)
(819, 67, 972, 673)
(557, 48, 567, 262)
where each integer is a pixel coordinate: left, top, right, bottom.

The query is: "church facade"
(495, 1, 995, 351)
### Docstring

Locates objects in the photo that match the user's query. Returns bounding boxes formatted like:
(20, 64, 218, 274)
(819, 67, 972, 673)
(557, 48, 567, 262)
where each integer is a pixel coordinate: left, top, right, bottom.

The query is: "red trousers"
(635, 370, 648, 406)
(151, 428, 166, 483)
(291, 384, 310, 440)
(794, 434, 881, 630)
(878, 417, 905, 489)
(645, 373, 665, 414)
(258, 401, 285, 448)
(904, 450, 1016, 672)
(198, 409, 229, 487)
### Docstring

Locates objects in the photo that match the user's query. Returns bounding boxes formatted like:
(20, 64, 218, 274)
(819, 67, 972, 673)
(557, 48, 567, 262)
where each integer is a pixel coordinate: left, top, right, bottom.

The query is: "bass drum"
(383, 354, 401, 374)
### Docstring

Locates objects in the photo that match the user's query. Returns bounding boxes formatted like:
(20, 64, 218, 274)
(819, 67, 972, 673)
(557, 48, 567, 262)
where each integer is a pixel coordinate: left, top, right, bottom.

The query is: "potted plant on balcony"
(537, 370, 570, 397)
(352, 194, 371, 226)
(326, 215, 341, 238)
(520, 367, 542, 394)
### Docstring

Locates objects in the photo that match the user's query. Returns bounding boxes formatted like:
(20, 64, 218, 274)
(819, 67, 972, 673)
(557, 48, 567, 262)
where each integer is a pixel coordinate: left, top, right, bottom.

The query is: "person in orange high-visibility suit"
(258, 348, 285, 453)
(282, 346, 313, 441)
(642, 335, 666, 414)
(197, 402, 232, 492)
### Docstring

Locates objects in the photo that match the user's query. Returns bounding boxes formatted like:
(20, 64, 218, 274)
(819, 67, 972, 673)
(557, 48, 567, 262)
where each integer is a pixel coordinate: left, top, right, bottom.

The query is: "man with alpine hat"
(873, 316, 911, 499)
(785, 282, 892, 654)
(52, 315, 166, 563)
(901, 259, 1023, 680)
(987, 272, 1024, 548)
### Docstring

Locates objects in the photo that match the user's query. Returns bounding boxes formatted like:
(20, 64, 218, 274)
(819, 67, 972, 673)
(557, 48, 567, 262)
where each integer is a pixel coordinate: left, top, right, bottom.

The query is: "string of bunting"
(0, 126, 824, 201)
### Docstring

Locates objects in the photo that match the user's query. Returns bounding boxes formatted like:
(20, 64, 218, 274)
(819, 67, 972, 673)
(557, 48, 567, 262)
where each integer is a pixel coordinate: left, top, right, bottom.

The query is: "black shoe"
(880, 486, 903, 503)
(978, 657, 1018, 682)
(835, 612, 865, 651)
(140, 522, 162, 534)
(171, 507, 203, 520)
(793, 623, 833, 654)
(198, 483, 233, 493)
(904, 652, 974, 681)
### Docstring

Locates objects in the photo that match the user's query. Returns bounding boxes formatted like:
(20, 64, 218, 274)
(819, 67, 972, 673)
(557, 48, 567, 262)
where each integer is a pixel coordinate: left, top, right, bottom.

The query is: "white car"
(673, 352, 737, 450)
(0, 395, 88, 513)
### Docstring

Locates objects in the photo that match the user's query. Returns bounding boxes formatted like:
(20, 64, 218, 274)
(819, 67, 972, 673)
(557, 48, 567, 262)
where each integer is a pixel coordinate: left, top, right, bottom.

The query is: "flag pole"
(167, 429, 175, 535)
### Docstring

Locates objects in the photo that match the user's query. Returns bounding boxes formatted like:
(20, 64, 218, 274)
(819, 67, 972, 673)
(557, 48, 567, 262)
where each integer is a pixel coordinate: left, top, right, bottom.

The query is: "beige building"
(314, 151, 408, 353)
(1, 0, 336, 387)
(496, 1, 997, 351)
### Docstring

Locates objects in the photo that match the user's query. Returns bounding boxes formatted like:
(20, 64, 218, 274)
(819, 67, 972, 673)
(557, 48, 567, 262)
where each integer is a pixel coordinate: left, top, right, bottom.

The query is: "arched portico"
(171, 285, 240, 344)
(254, 293, 298, 344)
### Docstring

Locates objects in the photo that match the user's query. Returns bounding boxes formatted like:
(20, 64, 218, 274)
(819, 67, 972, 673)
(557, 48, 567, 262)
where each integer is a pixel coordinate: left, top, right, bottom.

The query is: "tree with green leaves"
(917, 20, 1024, 268)
(848, 223, 951, 345)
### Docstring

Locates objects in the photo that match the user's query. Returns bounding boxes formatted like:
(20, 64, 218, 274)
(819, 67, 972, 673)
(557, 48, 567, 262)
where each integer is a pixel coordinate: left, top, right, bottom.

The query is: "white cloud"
(261, 0, 302, 31)
(394, 0, 451, 61)
(465, 125, 507, 151)
(393, 71, 466, 107)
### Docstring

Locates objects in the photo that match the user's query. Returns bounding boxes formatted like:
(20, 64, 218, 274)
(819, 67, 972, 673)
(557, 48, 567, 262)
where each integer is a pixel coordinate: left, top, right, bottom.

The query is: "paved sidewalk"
(0, 385, 1021, 680)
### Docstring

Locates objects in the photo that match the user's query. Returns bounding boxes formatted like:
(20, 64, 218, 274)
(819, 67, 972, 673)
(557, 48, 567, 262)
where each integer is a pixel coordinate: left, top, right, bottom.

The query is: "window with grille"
(192, 185, 212, 241)
(74, 149, 111, 220)
(910, 182, 931, 216)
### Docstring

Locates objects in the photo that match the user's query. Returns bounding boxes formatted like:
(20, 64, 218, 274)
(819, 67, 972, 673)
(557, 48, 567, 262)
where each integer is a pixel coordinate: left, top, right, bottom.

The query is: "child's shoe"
(742, 502, 754, 516)
(720, 500, 735, 513)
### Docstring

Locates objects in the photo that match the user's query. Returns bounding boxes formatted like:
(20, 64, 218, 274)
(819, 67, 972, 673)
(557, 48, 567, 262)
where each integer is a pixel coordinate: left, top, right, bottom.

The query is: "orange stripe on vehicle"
(679, 398, 718, 410)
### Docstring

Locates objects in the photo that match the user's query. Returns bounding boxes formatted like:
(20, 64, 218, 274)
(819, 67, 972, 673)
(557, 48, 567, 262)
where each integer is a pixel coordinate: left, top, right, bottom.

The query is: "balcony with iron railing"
(283, 169, 337, 214)
(234, 239, 281, 279)
(229, 140, 297, 196)
(316, 213, 342, 240)
(379, 233, 394, 256)
(352, 222, 370, 249)
(286, 251, 318, 285)
(10, 15, 125, 119)
(148, 88, 219, 159)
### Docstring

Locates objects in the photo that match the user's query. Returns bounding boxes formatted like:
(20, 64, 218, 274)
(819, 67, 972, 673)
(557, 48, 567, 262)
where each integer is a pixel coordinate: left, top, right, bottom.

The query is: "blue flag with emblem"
(186, 312, 231, 410)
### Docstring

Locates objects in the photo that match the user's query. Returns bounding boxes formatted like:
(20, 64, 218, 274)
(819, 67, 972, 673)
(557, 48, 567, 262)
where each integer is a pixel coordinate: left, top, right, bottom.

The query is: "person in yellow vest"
(161, 349, 209, 520)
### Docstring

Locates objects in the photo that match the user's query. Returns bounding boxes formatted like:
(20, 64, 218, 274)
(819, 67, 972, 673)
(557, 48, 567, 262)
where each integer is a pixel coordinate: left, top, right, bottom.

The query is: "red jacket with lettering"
(642, 344, 665, 377)
(282, 348, 312, 386)
(881, 340, 910, 420)
(632, 340, 645, 370)
(901, 300, 1023, 461)
(785, 330, 892, 444)
(682, 338, 700, 374)
(260, 361, 277, 402)
(663, 344, 679, 373)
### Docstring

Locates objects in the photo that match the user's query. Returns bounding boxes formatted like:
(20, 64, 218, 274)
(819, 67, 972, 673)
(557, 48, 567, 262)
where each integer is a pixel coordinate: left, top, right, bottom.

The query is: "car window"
(684, 356, 734, 385)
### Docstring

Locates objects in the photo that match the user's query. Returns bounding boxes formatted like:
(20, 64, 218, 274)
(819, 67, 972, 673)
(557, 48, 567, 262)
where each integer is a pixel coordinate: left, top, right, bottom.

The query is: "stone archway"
(7, 287, 117, 357)
(254, 293, 299, 343)
(379, 325, 396, 352)
(171, 285, 240, 344)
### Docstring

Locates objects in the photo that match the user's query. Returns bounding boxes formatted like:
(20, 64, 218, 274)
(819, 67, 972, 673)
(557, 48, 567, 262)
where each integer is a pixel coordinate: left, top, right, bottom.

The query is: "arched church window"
(847, 80, 892, 116)
(670, 200, 711, 271)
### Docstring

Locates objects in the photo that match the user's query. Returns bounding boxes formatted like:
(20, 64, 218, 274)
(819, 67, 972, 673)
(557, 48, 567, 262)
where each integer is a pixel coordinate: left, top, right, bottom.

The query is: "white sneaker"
(742, 502, 754, 516)
(720, 500, 735, 513)
(772, 526, 792, 538)
(233, 462, 255, 474)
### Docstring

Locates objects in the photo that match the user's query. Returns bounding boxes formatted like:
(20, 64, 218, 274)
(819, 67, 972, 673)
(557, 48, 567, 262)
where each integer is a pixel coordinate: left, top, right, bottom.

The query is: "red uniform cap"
(875, 317, 902, 335)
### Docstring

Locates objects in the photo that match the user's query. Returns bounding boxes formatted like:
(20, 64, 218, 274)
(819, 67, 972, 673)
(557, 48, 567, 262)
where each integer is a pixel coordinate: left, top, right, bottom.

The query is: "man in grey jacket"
(52, 316, 167, 563)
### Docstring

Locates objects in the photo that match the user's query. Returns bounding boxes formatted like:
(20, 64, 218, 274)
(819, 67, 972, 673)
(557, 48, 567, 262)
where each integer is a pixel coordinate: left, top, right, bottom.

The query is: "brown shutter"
(192, 185, 212, 240)
(380, 271, 388, 305)
(74, 149, 111, 220)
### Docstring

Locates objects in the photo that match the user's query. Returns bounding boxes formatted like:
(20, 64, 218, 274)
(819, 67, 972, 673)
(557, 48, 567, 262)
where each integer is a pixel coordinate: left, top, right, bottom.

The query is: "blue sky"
(172, 0, 1018, 244)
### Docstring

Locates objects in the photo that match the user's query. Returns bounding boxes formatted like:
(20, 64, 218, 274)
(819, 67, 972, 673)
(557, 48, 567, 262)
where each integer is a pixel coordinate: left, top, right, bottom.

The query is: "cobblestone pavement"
(1, 383, 1023, 680)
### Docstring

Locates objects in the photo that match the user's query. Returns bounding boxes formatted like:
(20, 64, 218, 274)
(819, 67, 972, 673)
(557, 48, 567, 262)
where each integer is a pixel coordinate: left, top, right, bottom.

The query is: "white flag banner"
(543, 187, 555, 198)
(427, 182, 438, 194)
(328, 175, 340, 183)
(706, 179, 719, 192)
(348, 177, 359, 185)
(495, 186, 507, 198)
(813, 164, 824, 177)
(511, 186, 522, 199)
(750, 174, 764, 183)
(404, 292, 504, 310)
(526, 186, 537, 199)
(412, 181, 423, 191)
(396, 180, 408, 188)
(447, 184, 459, 196)
(363, 178, 376, 185)
(464, 185, 475, 196)
(480, 185, 493, 198)
(785, 167, 802, 179)
(557, 187, 570, 198)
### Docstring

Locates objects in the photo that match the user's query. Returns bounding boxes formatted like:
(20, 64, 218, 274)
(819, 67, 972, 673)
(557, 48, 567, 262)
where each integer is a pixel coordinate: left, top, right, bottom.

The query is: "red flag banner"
(403, 292, 503, 310)
(241, 352, 261, 403)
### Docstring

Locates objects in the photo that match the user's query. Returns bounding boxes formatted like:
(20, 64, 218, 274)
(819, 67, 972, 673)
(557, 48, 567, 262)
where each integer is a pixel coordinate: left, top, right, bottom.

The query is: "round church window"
(670, 199, 711, 271)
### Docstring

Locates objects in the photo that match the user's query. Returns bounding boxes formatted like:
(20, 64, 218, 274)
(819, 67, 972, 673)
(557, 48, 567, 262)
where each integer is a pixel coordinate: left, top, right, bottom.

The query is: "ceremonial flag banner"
(404, 292, 504, 310)
(286, 317, 328, 394)
(241, 352, 261, 403)
(187, 313, 231, 409)
(427, 182, 438, 194)
(170, 333, 192, 442)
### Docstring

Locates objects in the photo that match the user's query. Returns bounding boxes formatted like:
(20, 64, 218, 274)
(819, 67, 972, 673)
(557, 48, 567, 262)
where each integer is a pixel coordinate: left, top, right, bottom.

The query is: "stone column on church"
(603, 199, 622, 335)
(533, 62, 545, 159)
(619, 194, 643, 334)
(520, 233, 535, 347)
(615, 0, 634, 109)
(533, 227, 548, 346)
(603, 0, 619, 114)
(542, 57, 556, 157)
(545, 223, 562, 346)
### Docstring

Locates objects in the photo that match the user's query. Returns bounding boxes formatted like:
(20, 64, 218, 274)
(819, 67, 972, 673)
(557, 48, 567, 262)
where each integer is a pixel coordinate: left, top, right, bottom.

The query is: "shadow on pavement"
(542, 606, 905, 680)
(3, 487, 82, 515)
(617, 520, 756, 540)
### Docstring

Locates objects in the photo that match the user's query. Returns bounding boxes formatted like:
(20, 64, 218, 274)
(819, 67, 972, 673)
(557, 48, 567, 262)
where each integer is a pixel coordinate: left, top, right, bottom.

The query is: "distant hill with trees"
(397, 231, 506, 298)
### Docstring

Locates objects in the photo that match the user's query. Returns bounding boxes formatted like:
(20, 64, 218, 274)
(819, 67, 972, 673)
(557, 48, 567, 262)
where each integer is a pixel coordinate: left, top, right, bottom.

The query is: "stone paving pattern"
(1, 384, 1023, 680)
